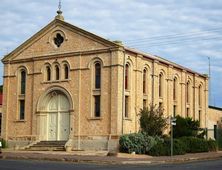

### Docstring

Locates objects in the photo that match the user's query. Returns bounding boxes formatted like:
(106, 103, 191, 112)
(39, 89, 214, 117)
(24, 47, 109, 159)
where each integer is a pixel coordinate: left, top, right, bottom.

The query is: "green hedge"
(119, 134, 218, 156)
(148, 138, 186, 156)
(180, 137, 209, 153)
(119, 132, 157, 154)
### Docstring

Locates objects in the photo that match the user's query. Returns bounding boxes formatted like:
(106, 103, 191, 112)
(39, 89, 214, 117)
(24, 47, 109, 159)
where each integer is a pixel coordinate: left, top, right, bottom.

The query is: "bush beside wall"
(119, 132, 158, 154)
(119, 134, 217, 156)
(148, 138, 186, 156)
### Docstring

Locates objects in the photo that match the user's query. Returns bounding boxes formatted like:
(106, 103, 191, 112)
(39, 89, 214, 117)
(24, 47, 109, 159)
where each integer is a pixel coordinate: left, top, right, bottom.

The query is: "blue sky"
(0, 0, 222, 107)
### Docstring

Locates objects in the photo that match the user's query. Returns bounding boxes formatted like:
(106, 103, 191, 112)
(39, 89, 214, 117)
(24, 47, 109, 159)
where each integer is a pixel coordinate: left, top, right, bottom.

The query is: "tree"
(0, 85, 2, 93)
(173, 115, 201, 138)
(139, 104, 167, 136)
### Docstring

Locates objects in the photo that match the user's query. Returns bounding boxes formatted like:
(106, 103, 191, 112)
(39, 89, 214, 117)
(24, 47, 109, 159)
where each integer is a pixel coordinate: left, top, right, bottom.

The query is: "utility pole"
(170, 117, 176, 156)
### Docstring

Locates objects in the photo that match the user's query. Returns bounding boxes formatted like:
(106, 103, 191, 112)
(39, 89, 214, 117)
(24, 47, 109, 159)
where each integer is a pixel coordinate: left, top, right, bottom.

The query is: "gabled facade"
(1, 11, 209, 151)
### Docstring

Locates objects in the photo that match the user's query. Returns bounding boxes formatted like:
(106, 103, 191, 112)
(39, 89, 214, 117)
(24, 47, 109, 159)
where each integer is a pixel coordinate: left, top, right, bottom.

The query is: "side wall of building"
(122, 51, 208, 134)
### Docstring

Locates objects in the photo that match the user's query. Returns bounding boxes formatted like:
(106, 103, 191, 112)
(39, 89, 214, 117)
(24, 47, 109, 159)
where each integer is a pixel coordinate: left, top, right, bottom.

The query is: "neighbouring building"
(208, 106, 222, 139)
(1, 10, 212, 151)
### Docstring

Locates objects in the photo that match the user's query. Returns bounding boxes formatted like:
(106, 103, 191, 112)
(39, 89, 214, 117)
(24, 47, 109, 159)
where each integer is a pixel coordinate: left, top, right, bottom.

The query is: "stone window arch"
(186, 80, 191, 103)
(17, 67, 27, 120)
(143, 68, 148, 94)
(63, 63, 69, 80)
(94, 62, 101, 89)
(20, 69, 26, 95)
(198, 84, 203, 107)
(173, 77, 178, 101)
(125, 63, 130, 90)
(55, 65, 60, 80)
(46, 66, 51, 81)
(159, 72, 164, 98)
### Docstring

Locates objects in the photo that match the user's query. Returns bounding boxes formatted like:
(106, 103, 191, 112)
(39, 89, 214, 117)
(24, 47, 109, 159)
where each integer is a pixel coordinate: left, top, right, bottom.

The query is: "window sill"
(14, 120, 27, 123)
(88, 117, 102, 120)
(93, 89, 101, 91)
(42, 79, 71, 84)
(18, 94, 25, 99)
(124, 118, 132, 121)
(125, 91, 130, 95)
(143, 94, 148, 98)
(92, 89, 101, 95)
(173, 100, 178, 104)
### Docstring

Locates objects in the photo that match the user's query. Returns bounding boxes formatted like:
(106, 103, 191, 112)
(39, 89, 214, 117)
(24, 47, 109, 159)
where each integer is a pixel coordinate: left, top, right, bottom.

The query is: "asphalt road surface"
(0, 159, 222, 170)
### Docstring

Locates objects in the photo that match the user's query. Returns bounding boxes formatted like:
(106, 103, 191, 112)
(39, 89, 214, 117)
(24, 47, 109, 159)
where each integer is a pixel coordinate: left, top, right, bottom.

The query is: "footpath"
(1, 149, 222, 165)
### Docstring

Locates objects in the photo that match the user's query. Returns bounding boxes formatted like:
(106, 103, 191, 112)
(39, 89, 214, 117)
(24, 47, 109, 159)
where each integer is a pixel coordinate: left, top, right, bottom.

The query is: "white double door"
(47, 92, 70, 141)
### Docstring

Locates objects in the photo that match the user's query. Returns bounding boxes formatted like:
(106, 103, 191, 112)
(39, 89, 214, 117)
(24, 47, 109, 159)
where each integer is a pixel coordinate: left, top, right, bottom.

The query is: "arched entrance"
(37, 88, 72, 141)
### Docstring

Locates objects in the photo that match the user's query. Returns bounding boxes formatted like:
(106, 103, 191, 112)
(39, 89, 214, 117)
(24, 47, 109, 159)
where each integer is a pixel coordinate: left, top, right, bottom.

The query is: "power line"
(125, 26, 222, 43)
(125, 31, 222, 46)
(125, 33, 222, 48)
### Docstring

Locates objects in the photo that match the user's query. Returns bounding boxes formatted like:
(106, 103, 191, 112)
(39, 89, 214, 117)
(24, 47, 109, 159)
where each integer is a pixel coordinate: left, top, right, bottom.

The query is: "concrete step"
(37, 141, 66, 145)
(27, 146, 65, 151)
(26, 141, 66, 151)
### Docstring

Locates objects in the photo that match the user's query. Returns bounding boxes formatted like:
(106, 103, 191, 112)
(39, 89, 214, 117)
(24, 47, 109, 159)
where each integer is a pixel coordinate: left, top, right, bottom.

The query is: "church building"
(1, 9, 210, 151)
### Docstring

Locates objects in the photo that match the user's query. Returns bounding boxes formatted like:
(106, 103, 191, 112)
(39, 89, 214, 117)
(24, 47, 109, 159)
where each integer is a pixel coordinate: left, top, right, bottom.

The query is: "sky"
(0, 0, 222, 107)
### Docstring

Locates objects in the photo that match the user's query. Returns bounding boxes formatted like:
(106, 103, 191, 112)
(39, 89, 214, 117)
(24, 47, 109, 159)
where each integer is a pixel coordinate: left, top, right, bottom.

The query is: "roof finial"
(55, 0, 64, 20)
(58, 0, 62, 11)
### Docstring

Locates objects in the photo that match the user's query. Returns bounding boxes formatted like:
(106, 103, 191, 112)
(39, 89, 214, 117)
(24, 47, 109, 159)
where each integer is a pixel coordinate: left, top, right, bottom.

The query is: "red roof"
(0, 94, 2, 105)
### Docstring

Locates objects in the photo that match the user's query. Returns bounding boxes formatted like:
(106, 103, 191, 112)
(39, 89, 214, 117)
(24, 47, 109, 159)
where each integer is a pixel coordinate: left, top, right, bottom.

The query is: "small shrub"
(119, 132, 156, 154)
(207, 139, 217, 152)
(139, 104, 167, 136)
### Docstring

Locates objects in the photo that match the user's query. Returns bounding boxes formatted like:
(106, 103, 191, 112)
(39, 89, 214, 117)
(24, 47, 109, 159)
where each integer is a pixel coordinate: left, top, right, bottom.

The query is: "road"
(0, 159, 222, 170)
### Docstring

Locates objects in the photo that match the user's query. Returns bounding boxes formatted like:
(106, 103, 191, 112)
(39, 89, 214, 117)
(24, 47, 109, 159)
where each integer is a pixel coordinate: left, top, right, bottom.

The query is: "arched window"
(55, 65, 60, 80)
(198, 85, 202, 107)
(64, 64, 69, 80)
(159, 73, 163, 97)
(20, 70, 26, 95)
(143, 69, 147, 94)
(46, 66, 51, 81)
(125, 64, 129, 90)
(173, 77, 177, 101)
(186, 81, 190, 103)
(95, 62, 101, 89)
(18, 69, 26, 120)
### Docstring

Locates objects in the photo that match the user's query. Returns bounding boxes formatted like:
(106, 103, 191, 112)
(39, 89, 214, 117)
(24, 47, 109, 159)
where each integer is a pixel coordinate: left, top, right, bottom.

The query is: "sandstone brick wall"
(1, 18, 209, 150)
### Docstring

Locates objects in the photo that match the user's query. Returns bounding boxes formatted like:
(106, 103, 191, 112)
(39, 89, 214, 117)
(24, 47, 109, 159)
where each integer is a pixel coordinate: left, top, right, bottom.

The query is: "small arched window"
(20, 70, 26, 95)
(143, 69, 147, 94)
(55, 65, 60, 80)
(64, 64, 69, 80)
(173, 77, 177, 101)
(95, 62, 101, 89)
(125, 64, 129, 90)
(159, 73, 163, 97)
(46, 66, 51, 81)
